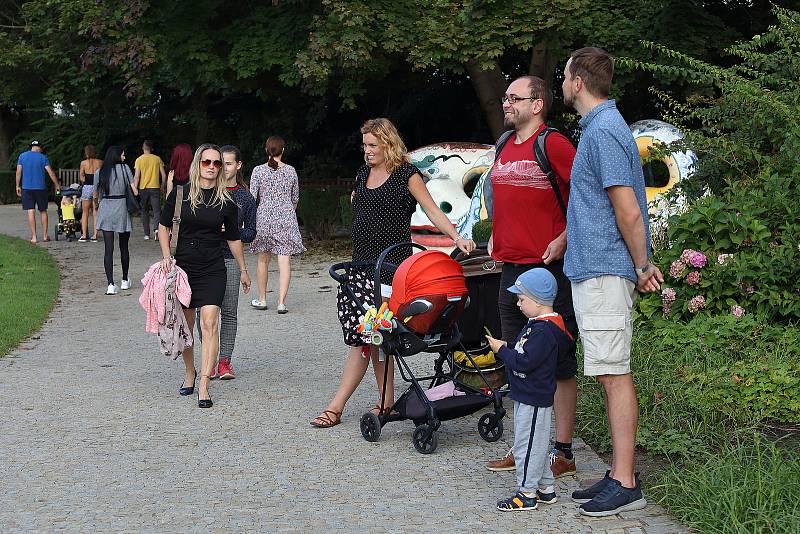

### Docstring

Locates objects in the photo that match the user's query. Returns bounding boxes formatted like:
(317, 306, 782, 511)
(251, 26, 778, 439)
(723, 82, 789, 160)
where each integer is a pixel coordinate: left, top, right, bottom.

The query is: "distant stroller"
(54, 185, 83, 241)
(329, 243, 506, 454)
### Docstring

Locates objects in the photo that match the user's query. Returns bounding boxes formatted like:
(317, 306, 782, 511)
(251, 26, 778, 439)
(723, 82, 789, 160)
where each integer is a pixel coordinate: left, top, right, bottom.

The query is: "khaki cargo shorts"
(572, 275, 636, 376)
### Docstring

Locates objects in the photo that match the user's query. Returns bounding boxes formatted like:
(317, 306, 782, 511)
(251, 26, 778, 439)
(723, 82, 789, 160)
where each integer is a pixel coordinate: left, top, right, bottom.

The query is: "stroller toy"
(357, 302, 395, 345)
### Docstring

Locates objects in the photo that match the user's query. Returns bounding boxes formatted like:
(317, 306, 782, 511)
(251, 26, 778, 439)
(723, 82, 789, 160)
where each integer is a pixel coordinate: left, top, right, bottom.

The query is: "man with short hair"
(15, 140, 60, 243)
(561, 47, 663, 517)
(484, 75, 580, 480)
(133, 139, 166, 240)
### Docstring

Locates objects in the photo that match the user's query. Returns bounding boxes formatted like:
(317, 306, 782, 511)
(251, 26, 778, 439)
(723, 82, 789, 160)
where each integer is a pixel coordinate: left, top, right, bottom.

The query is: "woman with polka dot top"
(311, 117, 476, 428)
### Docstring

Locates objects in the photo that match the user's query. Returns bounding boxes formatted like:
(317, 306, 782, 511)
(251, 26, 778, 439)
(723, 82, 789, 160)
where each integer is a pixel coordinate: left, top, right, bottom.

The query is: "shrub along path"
(0, 204, 686, 532)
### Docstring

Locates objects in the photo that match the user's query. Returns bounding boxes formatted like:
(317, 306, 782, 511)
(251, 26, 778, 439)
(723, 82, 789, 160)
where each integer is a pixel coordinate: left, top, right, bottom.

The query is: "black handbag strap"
(170, 185, 184, 257)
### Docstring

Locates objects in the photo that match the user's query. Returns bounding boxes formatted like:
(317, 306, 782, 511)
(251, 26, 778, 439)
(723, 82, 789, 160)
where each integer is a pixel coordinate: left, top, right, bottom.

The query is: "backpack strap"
(534, 127, 568, 217)
(485, 130, 516, 217)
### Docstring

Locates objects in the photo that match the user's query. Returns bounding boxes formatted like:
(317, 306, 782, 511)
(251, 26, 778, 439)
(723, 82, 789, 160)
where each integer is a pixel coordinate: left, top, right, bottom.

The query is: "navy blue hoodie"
(496, 314, 576, 407)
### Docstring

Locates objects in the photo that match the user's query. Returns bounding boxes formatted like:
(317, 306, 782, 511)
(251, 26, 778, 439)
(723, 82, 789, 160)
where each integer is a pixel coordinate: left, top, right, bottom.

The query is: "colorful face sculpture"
(408, 142, 494, 248)
(408, 120, 695, 251)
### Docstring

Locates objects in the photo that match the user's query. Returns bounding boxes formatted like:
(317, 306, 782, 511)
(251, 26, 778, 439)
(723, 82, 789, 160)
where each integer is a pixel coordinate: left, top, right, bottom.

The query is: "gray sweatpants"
(219, 258, 241, 359)
(139, 188, 161, 235)
(513, 401, 555, 494)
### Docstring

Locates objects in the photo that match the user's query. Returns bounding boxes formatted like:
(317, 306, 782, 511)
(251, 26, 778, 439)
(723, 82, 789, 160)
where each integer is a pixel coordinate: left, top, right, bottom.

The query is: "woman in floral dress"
(249, 135, 305, 313)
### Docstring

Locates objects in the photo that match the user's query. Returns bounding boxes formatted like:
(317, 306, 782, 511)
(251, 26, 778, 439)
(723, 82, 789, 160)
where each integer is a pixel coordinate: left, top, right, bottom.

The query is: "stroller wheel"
(412, 424, 438, 454)
(478, 413, 504, 442)
(360, 412, 382, 442)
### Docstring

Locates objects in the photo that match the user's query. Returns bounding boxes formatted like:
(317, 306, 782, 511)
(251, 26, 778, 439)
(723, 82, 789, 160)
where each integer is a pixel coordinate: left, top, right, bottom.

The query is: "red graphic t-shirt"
(491, 124, 576, 264)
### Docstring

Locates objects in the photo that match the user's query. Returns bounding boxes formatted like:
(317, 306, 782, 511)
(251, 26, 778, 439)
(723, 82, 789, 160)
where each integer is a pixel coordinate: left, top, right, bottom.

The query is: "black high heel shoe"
(197, 375, 213, 408)
(179, 370, 197, 396)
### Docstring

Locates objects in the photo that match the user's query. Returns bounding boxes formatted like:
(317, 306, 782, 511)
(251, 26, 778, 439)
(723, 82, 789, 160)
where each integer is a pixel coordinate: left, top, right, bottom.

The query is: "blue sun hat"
(507, 268, 557, 306)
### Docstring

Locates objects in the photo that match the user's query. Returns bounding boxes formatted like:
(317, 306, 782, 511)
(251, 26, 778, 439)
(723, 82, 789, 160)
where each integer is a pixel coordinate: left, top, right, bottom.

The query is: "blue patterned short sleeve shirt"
(564, 100, 651, 284)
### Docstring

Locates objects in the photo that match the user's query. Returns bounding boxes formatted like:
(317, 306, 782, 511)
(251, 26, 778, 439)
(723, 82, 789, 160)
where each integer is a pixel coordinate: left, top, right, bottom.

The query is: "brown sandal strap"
(311, 410, 342, 427)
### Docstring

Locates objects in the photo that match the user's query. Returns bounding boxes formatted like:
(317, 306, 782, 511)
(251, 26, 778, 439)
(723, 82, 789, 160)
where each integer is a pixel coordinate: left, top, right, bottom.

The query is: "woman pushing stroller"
(310, 117, 476, 428)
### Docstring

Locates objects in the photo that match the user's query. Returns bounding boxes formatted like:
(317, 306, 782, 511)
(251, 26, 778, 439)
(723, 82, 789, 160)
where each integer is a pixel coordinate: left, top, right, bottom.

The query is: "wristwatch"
(635, 263, 651, 275)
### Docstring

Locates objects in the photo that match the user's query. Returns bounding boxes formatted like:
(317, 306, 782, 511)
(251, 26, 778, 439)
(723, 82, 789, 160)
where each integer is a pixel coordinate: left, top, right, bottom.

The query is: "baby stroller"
(329, 243, 506, 454)
(54, 185, 83, 241)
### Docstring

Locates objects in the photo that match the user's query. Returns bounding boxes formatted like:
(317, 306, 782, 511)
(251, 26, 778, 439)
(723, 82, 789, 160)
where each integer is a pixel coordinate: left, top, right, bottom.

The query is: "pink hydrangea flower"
(680, 249, 697, 263)
(662, 305, 672, 315)
(731, 305, 745, 318)
(669, 260, 687, 279)
(688, 295, 706, 313)
(686, 271, 701, 286)
(717, 253, 733, 265)
(662, 287, 676, 303)
(743, 284, 755, 295)
(688, 251, 707, 268)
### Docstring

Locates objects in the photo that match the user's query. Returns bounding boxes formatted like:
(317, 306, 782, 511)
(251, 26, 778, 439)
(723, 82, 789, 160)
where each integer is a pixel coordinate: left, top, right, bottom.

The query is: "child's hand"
(485, 335, 506, 354)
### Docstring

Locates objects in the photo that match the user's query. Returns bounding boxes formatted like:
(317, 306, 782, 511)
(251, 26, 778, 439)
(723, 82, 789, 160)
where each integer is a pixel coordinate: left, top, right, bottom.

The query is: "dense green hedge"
(297, 187, 350, 240)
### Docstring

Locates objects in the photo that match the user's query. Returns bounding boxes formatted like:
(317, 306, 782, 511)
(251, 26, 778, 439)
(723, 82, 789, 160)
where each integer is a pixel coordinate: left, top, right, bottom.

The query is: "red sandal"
(310, 409, 342, 428)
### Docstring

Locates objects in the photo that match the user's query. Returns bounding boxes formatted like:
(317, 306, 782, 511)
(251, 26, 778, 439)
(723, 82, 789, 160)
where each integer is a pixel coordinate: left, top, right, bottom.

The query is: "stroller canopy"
(389, 250, 468, 334)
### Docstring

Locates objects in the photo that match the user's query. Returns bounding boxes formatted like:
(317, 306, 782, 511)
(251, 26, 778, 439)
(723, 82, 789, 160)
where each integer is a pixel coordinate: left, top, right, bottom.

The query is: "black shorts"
(21, 189, 48, 211)
(498, 260, 578, 380)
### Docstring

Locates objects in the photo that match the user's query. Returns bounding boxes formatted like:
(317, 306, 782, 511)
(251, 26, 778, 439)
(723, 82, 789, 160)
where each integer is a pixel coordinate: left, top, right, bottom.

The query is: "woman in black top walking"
(311, 118, 476, 428)
(158, 143, 251, 408)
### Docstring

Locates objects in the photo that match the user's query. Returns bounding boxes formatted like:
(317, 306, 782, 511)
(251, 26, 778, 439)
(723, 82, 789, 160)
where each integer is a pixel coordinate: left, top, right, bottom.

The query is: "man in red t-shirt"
(485, 75, 579, 479)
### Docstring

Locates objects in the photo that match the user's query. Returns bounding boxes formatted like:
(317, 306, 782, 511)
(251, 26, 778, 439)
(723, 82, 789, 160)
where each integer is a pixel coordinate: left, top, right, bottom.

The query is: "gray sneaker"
(579, 476, 647, 517)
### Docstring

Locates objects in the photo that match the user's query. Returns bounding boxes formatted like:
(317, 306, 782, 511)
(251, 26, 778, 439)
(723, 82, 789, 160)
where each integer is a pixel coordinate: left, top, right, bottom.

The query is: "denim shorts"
(80, 184, 94, 201)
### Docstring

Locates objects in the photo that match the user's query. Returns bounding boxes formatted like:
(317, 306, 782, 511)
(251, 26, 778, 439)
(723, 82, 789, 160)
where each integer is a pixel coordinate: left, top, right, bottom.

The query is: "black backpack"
(490, 127, 569, 217)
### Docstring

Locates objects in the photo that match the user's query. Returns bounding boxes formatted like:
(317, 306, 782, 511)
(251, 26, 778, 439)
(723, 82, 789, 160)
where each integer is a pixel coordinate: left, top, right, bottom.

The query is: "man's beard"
(563, 91, 575, 109)
(503, 115, 516, 128)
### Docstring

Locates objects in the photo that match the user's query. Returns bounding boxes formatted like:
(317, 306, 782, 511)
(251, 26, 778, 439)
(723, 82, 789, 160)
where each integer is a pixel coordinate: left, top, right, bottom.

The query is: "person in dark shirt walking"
(486, 268, 576, 511)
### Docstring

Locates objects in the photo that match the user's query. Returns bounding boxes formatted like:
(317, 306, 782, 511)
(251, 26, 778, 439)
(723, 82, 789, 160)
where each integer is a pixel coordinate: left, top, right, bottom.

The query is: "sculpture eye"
(439, 201, 452, 214)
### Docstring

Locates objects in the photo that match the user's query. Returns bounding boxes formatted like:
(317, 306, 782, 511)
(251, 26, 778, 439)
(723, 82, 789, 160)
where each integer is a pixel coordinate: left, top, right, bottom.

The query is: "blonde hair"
(187, 143, 230, 212)
(360, 118, 409, 174)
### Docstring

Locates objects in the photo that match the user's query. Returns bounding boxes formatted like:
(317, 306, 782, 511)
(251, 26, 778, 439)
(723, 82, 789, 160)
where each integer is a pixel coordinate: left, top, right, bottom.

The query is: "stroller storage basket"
(331, 242, 505, 454)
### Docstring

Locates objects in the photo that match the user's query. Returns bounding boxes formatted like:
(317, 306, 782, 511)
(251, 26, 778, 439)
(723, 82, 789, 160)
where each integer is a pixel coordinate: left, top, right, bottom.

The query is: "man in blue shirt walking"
(15, 140, 60, 243)
(561, 47, 664, 517)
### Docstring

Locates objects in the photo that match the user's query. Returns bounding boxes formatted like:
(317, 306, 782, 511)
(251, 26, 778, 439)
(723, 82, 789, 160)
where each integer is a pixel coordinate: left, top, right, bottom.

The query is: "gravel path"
(0, 204, 687, 533)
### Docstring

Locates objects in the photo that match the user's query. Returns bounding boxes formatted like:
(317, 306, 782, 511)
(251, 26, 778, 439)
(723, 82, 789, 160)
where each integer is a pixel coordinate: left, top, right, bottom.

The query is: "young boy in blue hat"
(486, 267, 576, 511)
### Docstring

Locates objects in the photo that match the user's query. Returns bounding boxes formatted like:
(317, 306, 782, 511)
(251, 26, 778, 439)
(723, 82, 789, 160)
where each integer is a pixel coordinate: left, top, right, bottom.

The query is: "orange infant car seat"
(389, 250, 468, 335)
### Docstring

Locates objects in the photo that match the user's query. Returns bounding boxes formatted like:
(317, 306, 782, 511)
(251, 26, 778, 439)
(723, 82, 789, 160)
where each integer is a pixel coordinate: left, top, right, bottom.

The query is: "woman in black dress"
(311, 118, 476, 427)
(158, 143, 251, 408)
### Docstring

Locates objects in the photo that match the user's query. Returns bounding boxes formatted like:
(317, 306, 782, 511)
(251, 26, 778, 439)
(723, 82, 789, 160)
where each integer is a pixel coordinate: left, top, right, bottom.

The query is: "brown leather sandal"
(310, 409, 342, 428)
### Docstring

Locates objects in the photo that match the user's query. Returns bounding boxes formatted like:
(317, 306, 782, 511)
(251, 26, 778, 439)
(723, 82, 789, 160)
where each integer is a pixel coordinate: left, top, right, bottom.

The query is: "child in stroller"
(55, 184, 82, 241)
(329, 242, 506, 454)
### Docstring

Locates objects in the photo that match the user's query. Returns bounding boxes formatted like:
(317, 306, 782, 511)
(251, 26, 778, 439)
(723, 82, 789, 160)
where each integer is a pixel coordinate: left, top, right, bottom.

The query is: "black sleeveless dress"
(160, 187, 241, 308)
(336, 162, 419, 346)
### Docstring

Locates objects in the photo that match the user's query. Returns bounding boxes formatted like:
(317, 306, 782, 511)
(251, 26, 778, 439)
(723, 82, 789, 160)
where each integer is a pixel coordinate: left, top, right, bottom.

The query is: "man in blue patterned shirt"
(561, 47, 664, 517)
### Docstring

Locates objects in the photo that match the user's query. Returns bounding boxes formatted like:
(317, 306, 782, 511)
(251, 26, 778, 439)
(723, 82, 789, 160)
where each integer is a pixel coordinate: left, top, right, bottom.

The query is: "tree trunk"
(465, 58, 507, 141)
(529, 42, 555, 91)
(0, 108, 12, 169)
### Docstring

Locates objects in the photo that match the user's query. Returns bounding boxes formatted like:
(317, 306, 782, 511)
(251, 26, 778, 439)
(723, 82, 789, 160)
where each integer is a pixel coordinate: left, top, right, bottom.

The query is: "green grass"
(652, 437, 800, 533)
(0, 234, 60, 356)
(575, 314, 800, 533)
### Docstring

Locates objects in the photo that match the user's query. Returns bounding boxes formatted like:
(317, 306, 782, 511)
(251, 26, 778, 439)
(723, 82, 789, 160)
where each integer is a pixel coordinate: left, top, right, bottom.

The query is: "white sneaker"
(106, 284, 118, 295)
(143, 235, 150, 240)
(120, 279, 131, 290)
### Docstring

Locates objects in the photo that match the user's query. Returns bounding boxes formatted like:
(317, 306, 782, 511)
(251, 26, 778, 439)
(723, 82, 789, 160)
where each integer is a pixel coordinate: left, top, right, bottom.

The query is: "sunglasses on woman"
(200, 159, 222, 169)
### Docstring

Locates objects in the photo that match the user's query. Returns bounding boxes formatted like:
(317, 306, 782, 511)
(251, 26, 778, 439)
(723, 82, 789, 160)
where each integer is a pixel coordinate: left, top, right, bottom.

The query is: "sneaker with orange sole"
(217, 358, 235, 380)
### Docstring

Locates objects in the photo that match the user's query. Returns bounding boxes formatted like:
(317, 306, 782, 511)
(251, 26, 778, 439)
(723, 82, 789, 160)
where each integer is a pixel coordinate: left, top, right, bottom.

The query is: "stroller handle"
(374, 242, 426, 308)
